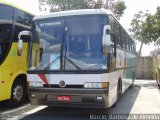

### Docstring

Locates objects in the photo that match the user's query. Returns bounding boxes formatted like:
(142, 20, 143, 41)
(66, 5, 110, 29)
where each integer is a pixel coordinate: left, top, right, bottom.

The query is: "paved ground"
(0, 80, 160, 120)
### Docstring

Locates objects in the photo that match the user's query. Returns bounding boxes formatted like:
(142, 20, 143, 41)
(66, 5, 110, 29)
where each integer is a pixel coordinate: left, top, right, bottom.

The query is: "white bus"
(18, 9, 137, 108)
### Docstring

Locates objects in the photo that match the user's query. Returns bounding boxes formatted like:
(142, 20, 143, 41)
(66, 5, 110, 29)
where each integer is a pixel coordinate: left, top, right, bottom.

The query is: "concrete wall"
(136, 56, 153, 79)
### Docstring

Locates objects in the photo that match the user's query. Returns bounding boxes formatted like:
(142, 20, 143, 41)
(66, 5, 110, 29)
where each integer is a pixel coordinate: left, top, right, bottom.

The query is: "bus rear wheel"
(131, 72, 135, 88)
(117, 80, 122, 100)
(5, 79, 26, 108)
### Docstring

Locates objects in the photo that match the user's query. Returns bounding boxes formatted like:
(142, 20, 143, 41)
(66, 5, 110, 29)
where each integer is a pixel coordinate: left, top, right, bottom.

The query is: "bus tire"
(131, 72, 135, 88)
(117, 79, 122, 100)
(5, 78, 26, 108)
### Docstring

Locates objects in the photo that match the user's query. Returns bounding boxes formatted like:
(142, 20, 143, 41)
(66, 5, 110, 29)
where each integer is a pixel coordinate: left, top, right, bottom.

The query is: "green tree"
(39, 0, 126, 19)
(141, 7, 160, 43)
(111, 0, 126, 19)
(129, 7, 160, 55)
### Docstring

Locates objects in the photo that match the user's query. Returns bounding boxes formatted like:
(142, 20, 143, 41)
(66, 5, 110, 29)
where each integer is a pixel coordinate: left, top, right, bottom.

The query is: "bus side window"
(0, 25, 12, 60)
(15, 8, 34, 26)
(109, 15, 121, 48)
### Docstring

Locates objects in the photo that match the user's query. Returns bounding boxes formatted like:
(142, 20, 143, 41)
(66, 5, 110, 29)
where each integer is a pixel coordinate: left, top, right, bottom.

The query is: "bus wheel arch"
(111, 78, 122, 108)
(5, 74, 27, 107)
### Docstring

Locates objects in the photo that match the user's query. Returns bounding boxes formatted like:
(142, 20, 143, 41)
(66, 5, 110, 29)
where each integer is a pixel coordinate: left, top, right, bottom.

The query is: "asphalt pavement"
(0, 80, 160, 120)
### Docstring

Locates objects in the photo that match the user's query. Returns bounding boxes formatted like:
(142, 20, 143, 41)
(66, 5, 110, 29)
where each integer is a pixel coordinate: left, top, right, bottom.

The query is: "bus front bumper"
(29, 87, 109, 108)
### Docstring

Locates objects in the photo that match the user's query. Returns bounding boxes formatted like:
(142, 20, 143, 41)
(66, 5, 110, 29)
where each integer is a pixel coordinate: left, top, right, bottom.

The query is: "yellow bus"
(153, 37, 160, 88)
(0, 0, 34, 107)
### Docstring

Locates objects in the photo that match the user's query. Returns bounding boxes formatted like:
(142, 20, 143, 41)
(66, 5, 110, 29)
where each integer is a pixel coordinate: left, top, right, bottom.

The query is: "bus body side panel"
(123, 52, 137, 91)
(116, 49, 126, 93)
(0, 43, 28, 101)
(116, 48, 136, 94)
(101, 70, 124, 107)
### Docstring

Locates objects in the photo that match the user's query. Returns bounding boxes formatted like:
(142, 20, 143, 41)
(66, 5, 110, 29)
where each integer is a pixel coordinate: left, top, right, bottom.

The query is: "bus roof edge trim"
(33, 9, 112, 21)
(0, 0, 35, 15)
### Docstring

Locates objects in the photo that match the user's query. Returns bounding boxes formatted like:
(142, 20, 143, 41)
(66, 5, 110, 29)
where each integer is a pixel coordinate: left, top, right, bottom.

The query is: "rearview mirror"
(18, 31, 31, 56)
(102, 25, 111, 54)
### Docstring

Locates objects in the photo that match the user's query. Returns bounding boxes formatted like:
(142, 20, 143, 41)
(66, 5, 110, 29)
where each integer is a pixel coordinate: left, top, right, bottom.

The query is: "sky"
(119, 0, 160, 56)
(8, 0, 160, 56)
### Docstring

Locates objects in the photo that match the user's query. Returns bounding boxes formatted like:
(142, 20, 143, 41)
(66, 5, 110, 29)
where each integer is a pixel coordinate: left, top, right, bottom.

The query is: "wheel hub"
(13, 84, 23, 101)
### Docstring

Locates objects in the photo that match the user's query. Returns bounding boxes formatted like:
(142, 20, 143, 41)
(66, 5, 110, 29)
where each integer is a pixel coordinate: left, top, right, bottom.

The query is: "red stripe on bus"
(38, 74, 48, 84)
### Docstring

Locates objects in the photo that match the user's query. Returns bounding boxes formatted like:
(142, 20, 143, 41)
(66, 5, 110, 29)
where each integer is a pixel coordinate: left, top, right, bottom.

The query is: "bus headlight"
(84, 82, 109, 89)
(29, 81, 43, 87)
(84, 83, 92, 88)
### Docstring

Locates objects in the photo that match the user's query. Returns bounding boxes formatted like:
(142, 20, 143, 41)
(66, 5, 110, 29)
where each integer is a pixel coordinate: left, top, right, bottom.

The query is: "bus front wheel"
(5, 79, 26, 108)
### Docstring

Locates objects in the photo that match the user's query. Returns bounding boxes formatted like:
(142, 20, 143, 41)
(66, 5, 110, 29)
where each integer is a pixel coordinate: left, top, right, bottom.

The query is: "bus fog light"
(96, 96, 103, 100)
(29, 81, 43, 87)
(92, 83, 101, 88)
(30, 94, 36, 98)
(84, 83, 92, 88)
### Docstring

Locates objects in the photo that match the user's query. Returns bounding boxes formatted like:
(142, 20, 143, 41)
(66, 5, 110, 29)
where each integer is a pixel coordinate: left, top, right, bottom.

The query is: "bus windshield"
(31, 15, 108, 71)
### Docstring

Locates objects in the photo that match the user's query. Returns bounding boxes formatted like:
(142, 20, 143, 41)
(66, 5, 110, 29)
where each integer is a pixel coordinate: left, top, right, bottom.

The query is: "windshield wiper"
(41, 55, 82, 71)
(40, 55, 60, 70)
(65, 57, 82, 71)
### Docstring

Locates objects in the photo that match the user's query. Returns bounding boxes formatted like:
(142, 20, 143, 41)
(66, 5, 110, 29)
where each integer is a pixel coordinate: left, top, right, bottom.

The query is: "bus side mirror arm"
(18, 31, 31, 56)
(102, 25, 111, 54)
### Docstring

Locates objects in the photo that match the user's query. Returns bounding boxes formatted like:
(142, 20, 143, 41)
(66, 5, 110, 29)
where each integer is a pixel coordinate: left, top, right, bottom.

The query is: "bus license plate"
(57, 96, 71, 101)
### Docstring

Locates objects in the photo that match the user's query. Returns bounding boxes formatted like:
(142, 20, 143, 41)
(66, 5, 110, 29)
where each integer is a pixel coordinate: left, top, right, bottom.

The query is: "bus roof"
(0, 0, 34, 15)
(33, 9, 111, 21)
